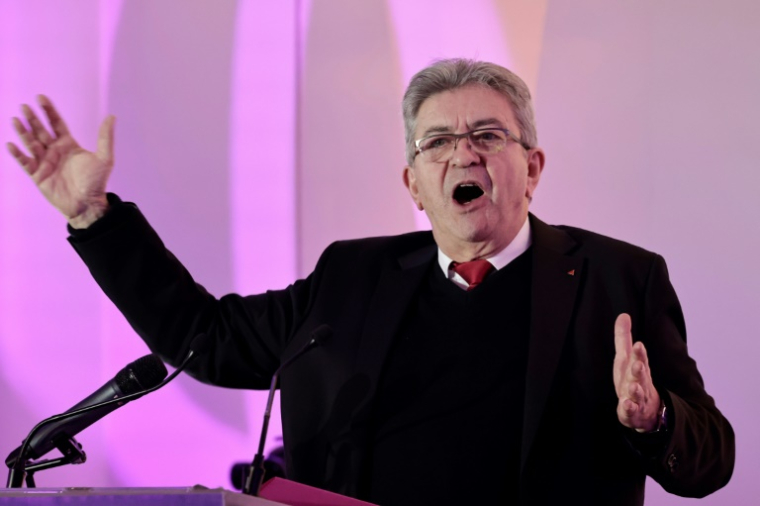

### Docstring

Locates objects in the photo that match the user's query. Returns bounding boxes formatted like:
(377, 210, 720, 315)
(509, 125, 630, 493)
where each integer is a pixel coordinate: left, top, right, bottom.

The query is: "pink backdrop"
(1, 0, 757, 503)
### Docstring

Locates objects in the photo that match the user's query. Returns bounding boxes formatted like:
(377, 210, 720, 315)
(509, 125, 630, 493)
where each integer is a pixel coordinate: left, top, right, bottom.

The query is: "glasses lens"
(420, 135, 455, 162)
(469, 129, 507, 153)
(417, 129, 511, 161)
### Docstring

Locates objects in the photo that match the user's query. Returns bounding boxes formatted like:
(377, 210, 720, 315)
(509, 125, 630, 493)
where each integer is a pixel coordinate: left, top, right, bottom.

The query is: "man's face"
(403, 85, 545, 259)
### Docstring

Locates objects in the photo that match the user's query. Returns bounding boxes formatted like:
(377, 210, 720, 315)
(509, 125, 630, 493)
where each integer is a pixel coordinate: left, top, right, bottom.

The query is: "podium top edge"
(0, 487, 220, 497)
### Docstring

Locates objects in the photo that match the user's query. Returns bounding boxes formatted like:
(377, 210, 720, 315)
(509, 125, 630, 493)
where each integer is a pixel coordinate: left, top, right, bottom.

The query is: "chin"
(454, 222, 498, 244)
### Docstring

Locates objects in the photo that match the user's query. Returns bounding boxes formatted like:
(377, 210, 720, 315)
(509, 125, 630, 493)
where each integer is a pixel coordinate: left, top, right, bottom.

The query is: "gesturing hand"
(613, 313, 661, 433)
(6, 95, 115, 228)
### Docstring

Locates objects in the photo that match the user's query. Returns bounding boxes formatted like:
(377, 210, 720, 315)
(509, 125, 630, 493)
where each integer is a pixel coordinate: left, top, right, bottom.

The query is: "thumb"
(97, 115, 115, 165)
(614, 313, 633, 357)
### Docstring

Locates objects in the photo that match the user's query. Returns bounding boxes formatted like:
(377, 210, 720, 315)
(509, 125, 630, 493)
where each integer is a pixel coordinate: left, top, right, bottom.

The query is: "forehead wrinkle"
(419, 125, 452, 138)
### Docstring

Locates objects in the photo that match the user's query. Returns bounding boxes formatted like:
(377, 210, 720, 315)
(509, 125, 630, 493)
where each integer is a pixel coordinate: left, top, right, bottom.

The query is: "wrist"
(67, 198, 109, 229)
(636, 398, 668, 434)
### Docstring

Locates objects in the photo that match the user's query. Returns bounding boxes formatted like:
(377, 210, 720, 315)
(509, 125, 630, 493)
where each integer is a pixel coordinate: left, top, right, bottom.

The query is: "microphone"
(6, 333, 212, 487)
(6, 354, 167, 466)
(243, 324, 333, 496)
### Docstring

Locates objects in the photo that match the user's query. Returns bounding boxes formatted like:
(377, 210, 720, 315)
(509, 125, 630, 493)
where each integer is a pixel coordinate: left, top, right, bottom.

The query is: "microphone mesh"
(115, 354, 168, 394)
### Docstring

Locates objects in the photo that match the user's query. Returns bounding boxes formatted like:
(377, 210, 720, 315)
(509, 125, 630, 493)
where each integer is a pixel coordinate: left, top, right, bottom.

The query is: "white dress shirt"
(437, 217, 532, 290)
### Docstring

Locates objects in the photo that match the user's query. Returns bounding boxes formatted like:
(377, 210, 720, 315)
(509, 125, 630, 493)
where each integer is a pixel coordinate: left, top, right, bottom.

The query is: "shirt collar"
(437, 217, 532, 289)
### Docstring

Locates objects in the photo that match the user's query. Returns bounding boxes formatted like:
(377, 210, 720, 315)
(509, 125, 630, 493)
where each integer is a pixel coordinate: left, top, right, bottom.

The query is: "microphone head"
(310, 325, 333, 346)
(116, 354, 168, 394)
(189, 332, 213, 357)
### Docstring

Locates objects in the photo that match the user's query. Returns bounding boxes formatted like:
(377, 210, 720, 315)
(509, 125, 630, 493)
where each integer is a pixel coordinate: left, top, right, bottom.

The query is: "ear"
(403, 165, 424, 211)
(525, 148, 546, 200)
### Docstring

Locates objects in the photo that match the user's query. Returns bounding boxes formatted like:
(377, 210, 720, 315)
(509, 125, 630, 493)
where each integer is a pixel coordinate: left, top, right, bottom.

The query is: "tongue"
(453, 185, 484, 204)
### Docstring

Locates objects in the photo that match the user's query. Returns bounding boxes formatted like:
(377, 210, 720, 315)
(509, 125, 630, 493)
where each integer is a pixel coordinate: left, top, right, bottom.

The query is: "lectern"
(0, 487, 286, 506)
(0, 480, 377, 506)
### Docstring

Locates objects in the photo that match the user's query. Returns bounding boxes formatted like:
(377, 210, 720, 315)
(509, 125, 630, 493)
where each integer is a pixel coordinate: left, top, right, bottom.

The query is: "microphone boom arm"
(6, 346, 202, 488)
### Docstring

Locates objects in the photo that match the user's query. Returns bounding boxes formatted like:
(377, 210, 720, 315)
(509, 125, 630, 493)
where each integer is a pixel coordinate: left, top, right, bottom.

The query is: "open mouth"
(453, 183, 485, 205)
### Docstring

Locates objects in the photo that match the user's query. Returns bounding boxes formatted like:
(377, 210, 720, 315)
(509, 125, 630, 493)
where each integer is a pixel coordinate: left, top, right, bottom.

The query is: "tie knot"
(450, 259, 495, 290)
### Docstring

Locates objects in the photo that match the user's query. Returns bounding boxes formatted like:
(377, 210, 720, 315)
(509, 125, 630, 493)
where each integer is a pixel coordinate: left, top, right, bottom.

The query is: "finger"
(13, 117, 46, 161)
(37, 94, 71, 137)
(619, 397, 639, 421)
(629, 343, 654, 392)
(630, 359, 647, 380)
(627, 380, 645, 405)
(624, 357, 656, 411)
(21, 104, 55, 146)
(619, 349, 646, 402)
(6, 142, 38, 175)
(97, 115, 115, 164)
(632, 341, 650, 368)
(34, 147, 61, 184)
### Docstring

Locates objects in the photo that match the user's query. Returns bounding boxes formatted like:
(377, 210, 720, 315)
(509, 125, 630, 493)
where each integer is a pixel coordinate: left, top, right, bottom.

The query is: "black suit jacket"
(70, 196, 734, 505)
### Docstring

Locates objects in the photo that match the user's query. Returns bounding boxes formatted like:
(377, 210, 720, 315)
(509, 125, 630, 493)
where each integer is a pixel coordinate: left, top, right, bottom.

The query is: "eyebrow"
(470, 118, 506, 130)
(419, 117, 507, 138)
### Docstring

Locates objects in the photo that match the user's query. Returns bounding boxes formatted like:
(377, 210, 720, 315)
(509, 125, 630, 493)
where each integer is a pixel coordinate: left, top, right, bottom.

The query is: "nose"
(450, 136, 480, 168)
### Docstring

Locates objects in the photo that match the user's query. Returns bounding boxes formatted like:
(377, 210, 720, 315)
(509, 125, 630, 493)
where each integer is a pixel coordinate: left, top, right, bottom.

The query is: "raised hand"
(613, 313, 661, 432)
(6, 95, 115, 228)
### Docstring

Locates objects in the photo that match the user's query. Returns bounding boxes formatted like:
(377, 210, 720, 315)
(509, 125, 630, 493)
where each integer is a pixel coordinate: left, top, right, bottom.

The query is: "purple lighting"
(0, 1, 756, 504)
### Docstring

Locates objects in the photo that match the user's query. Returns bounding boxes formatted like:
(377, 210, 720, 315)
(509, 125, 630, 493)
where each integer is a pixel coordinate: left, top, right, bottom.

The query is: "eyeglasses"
(414, 128, 530, 163)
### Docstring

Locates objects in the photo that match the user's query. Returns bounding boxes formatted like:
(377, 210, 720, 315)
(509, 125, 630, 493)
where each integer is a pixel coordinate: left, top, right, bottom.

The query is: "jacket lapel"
(521, 215, 584, 472)
(331, 241, 435, 495)
(353, 241, 437, 397)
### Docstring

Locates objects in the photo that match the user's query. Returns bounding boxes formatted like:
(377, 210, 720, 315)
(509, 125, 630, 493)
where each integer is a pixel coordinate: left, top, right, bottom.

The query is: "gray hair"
(402, 58, 537, 165)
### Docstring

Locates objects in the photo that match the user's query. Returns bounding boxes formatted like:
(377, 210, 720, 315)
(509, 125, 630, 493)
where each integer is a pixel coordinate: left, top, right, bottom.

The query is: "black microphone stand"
(243, 325, 331, 496)
(6, 371, 175, 488)
(6, 336, 209, 488)
(11, 437, 86, 488)
(242, 370, 280, 496)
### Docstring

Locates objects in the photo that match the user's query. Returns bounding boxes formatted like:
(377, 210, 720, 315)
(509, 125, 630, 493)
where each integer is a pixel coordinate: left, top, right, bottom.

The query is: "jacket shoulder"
(323, 230, 435, 263)
(530, 211, 659, 264)
(556, 224, 658, 260)
(530, 215, 665, 282)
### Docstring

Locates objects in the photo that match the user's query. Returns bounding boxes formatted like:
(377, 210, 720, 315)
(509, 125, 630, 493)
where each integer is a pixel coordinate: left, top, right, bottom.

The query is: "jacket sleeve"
(68, 194, 327, 389)
(637, 253, 735, 497)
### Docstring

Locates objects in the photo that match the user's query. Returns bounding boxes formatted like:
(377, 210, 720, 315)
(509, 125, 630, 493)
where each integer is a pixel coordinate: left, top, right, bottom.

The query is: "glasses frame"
(413, 127, 531, 162)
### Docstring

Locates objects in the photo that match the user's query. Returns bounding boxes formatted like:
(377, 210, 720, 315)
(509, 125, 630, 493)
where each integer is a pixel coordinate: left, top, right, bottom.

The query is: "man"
(7, 59, 734, 505)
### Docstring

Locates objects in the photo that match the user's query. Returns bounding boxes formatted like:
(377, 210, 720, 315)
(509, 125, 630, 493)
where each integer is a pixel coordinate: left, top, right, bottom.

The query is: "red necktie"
(450, 259, 495, 291)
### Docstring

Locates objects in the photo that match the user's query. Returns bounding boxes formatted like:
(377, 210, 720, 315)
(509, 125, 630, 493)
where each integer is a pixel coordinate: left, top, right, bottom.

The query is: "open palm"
(7, 95, 114, 227)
